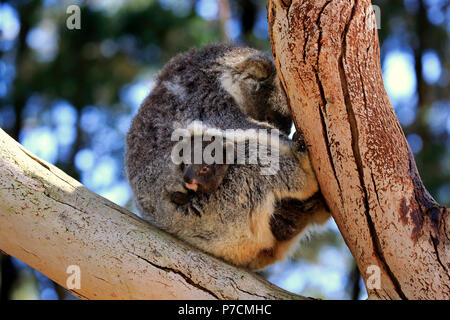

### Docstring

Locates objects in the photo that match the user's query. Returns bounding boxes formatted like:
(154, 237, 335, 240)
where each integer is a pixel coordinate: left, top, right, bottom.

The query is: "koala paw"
(291, 131, 307, 153)
(166, 180, 191, 205)
(170, 191, 192, 205)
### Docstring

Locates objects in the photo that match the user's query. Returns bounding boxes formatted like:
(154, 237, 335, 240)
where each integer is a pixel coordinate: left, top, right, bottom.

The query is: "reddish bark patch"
(399, 198, 409, 226)
(398, 195, 425, 242)
(409, 199, 424, 242)
(396, 150, 449, 244)
(408, 149, 447, 240)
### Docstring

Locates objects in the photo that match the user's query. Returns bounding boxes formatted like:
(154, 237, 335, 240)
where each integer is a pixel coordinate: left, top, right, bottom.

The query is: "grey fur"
(125, 43, 328, 269)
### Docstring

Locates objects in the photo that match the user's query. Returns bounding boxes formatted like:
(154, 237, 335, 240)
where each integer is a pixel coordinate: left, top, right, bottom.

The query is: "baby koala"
(181, 161, 229, 194)
(173, 131, 306, 203)
(170, 137, 231, 205)
(170, 161, 230, 205)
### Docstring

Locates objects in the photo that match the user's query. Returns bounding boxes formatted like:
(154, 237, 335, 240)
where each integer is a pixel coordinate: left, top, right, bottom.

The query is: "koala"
(181, 161, 229, 194)
(125, 43, 330, 270)
(170, 159, 229, 204)
(180, 137, 230, 194)
(170, 137, 230, 205)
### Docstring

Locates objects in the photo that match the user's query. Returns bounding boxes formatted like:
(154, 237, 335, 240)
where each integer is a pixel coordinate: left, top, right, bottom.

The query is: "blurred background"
(0, 0, 448, 300)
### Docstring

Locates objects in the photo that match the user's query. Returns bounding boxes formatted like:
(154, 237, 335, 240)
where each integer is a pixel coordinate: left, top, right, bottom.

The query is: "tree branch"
(268, 0, 449, 300)
(0, 128, 305, 300)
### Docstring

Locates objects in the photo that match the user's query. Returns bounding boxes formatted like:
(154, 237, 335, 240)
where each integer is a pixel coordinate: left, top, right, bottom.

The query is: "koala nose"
(183, 169, 198, 191)
(183, 175, 192, 184)
(183, 168, 194, 184)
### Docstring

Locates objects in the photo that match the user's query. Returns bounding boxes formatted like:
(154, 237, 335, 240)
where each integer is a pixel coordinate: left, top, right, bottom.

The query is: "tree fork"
(268, 0, 449, 299)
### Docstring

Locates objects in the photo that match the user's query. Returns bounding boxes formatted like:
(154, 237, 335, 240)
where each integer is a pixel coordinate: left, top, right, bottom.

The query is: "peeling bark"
(0, 129, 305, 300)
(268, 0, 449, 299)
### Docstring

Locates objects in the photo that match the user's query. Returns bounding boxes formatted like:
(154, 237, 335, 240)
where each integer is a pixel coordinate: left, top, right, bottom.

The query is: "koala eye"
(180, 163, 186, 171)
(199, 166, 209, 174)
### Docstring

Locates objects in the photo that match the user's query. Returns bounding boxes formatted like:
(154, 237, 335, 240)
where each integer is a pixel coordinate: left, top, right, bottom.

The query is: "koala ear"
(234, 55, 274, 81)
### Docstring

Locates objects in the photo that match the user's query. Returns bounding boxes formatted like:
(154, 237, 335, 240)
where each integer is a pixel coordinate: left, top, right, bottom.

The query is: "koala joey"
(181, 161, 229, 194)
(170, 138, 230, 205)
(125, 43, 330, 270)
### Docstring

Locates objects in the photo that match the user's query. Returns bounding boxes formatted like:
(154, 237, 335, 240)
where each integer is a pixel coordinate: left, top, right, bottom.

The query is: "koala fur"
(125, 43, 329, 270)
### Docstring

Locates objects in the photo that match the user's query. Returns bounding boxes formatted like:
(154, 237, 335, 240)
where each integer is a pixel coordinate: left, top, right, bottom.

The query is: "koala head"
(181, 162, 229, 194)
(150, 43, 292, 133)
(177, 135, 231, 194)
(217, 46, 292, 135)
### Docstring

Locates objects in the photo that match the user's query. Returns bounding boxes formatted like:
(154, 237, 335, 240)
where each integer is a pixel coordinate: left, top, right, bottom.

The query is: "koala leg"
(246, 241, 297, 271)
(270, 193, 330, 242)
(247, 193, 331, 270)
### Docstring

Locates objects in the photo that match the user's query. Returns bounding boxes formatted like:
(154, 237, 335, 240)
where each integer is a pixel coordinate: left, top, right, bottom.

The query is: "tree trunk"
(0, 128, 304, 300)
(268, 0, 449, 299)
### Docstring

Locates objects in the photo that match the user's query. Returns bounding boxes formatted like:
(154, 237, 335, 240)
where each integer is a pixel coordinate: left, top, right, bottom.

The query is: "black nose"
(183, 176, 192, 184)
(183, 168, 194, 184)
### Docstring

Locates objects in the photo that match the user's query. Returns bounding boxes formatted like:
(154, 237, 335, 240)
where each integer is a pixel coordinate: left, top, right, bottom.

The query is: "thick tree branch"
(0, 128, 304, 300)
(268, 0, 449, 299)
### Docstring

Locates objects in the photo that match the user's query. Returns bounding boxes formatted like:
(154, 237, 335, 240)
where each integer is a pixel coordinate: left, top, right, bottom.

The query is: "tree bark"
(0, 128, 304, 300)
(268, 0, 449, 299)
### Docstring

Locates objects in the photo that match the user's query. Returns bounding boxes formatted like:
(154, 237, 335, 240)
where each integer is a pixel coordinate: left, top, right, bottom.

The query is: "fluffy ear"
(234, 55, 274, 81)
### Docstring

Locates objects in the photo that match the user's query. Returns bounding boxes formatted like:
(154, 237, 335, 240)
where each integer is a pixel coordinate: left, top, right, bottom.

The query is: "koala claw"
(291, 133, 307, 153)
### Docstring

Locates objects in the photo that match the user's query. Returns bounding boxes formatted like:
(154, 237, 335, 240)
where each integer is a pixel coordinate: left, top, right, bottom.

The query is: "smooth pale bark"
(0, 128, 304, 300)
(268, 0, 449, 299)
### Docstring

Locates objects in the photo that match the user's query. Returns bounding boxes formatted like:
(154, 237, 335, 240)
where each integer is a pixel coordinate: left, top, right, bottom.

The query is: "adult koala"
(126, 44, 329, 270)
